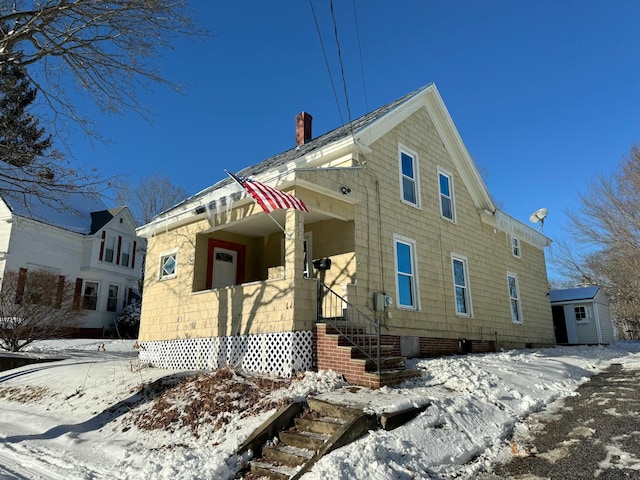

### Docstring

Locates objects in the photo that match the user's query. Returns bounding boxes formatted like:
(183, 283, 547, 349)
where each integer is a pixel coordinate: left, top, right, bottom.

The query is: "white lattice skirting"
(138, 330, 314, 377)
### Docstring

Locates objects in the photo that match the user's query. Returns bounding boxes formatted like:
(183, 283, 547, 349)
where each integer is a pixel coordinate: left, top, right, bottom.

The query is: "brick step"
(365, 368, 422, 387)
(324, 325, 367, 336)
(351, 355, 407, 372)
(337, 334, 382, 347)
(346, 344, 395, 358)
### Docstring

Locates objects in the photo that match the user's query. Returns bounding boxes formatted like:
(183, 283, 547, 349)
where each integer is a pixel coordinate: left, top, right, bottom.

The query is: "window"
(120, 241, 131, 267)
(511, 236, 521, 258)
(507, 273, 522, 323)
(394, 235, 419, 309)
(107, 284, 119, 312)
(399, 146, 420, 207)
(160, 253, 177, 279)
(575, 305, 591, 322)
(452, 255, 472, 316)
(82, 281, 99, 310)
(438, 169, 455, 221)
(104, 236, 115, 263)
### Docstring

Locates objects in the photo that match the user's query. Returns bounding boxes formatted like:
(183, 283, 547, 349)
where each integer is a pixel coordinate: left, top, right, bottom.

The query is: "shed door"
(552, 306, 568, 344)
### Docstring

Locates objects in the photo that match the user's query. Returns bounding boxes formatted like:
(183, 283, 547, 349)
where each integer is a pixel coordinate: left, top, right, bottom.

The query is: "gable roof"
(140, 83, 547, 250)
(89, 207, 128, 234)
(182, 84, 436, 207)
(549, 286, 601, 303)
(1, 190, 110, 234)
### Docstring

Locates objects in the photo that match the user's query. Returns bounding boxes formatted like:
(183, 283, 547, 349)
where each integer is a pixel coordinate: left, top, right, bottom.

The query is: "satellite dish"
(529, 208, 548, 231)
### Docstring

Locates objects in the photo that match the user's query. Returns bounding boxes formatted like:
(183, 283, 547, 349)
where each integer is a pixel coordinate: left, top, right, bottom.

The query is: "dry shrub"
(133, 367, 291, 437)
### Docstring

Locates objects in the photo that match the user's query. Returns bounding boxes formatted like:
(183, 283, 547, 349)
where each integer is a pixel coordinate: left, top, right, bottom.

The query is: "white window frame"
(120, 240, 131, 267)
(82, 280, 99, 311)
(398, 144, 421, 208)
(511, 236, 521, 258)
(575, 304, 591, 323)
(451, 254, 472, 317)
(507, 272, 523, 324)
(438, 168, 456, 222)
(107, 283, 120, 312)
(393, 234, 420, 310)
(159, 250, 178, 280)
(104, 235, 115, 263)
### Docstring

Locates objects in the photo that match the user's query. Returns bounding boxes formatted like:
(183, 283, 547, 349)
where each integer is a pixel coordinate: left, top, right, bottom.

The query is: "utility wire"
(351, 0, 369, 113)
(309, 0, 344, 126)
(330, 0, 353, 126)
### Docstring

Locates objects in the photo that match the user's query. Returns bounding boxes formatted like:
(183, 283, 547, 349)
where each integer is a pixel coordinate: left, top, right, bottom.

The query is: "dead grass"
(0, 385, 50, 403)
(133, 367, 292, 437)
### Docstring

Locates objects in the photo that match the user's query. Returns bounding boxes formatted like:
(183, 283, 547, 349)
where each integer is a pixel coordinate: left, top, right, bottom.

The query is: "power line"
(351, 0, 369, 113)
(309, 0, 344, 126)
(329, 0, 353, 126)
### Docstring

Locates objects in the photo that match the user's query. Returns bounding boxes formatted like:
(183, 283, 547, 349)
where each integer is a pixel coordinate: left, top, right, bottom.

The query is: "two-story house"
(136, 83, 554, 387)
(0, 189, 146, 337)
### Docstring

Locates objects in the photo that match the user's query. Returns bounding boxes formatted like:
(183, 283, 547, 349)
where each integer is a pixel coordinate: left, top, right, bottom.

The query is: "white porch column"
(283, 209, 304, 280)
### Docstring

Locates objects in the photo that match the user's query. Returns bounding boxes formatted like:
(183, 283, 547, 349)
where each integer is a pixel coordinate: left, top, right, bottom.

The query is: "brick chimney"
(296, 112, 313, 146)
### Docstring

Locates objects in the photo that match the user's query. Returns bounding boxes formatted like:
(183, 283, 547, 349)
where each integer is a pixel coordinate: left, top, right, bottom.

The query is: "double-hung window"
(511, 236, 521, 258)
(107, 284, 119, 312)
(104, 236, 115, 263)
(507, 273, 523, 323)
(438, 169, 455, 221)
(83, 281, 99, 310)
(399, 145, 420, 207)
(452, 255, 472, 316)
(393, 234, 419, 309)
(120, 241, 131, 267)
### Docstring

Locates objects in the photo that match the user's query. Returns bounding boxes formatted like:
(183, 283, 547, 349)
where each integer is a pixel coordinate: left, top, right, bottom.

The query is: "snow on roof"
(1, 187, 110, 235)
(549, 286, 600, 303)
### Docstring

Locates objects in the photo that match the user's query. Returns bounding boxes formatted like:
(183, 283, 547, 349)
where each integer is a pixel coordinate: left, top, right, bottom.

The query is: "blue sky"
(66, 1, 640, 280)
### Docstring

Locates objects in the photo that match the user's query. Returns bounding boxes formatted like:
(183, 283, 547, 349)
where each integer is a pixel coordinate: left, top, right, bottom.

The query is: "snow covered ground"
(0, 339, 639, 480)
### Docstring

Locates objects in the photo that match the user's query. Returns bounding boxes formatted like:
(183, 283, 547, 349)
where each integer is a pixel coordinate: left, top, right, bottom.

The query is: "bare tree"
(553, 145, 640, 339)
(115, 174, 188, 225)
(0, 1, 206, 138)
(0, 269, 85, 352)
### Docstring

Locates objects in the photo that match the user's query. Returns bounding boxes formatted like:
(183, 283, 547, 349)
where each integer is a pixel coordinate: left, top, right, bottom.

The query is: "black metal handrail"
(316, 281, 381, 374)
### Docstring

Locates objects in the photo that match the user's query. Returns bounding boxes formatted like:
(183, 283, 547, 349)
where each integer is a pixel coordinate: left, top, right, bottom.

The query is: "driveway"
(479, 362, 640, 479)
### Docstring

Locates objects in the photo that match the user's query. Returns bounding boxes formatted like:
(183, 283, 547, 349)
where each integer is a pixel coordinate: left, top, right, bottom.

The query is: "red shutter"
(132, 241, 137, 269)
(55, 275, 65, 309)
(116, 236, 122, 265)
(73, 278, 83, 310)
(16, 268, 27, 304)
(99, 231, 106, 261)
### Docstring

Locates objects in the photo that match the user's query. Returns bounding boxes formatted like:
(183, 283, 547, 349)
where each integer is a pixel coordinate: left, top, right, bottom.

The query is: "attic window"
(438, 169, 455, 221)
(398, 145, 420, 208)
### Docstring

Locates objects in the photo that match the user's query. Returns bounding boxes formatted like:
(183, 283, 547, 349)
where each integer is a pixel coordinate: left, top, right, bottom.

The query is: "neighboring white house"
(549, 286, 614, 345)
(0, 191, 146, 337)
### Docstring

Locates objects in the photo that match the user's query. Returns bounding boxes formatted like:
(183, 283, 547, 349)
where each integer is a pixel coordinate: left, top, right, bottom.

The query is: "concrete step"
(295, 416, 344, 435)
(250, 460, 299, 480)
(279, 430, 329, 451)
(262, 444, 314, 467)
(307, 397, 362, 421)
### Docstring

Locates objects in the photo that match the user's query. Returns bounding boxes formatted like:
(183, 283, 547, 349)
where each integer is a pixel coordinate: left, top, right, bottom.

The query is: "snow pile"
(0, 339, 639, 479)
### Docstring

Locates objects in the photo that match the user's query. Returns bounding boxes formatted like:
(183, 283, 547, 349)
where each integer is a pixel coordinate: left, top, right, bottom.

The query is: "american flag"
(227, 171, 308, 214)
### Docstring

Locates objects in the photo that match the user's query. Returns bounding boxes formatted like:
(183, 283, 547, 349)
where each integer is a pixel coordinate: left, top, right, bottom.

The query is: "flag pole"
(224, 170, 292, 238)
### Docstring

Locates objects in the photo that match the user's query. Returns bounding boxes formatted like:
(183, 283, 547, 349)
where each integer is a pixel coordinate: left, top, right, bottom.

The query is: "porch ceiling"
(223, 210, 331, 237)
